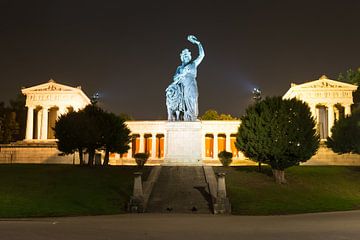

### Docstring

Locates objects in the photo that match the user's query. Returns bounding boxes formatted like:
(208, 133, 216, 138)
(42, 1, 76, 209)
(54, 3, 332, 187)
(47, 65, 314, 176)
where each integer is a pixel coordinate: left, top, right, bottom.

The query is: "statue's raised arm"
(187, 35, 205, 67)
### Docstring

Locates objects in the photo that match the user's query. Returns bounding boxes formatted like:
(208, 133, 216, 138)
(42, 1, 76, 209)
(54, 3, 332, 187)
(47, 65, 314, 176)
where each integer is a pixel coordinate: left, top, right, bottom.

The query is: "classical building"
(0, 78, 359, 165)
(283, 75, 358, 139)
(110, 120, 245, 165)
(21, 79, 91, 141)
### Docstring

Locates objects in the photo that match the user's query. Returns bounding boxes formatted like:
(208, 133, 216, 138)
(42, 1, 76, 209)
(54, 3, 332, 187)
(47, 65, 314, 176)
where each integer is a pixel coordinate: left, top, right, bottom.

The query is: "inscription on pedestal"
(164, 121, 202, 165)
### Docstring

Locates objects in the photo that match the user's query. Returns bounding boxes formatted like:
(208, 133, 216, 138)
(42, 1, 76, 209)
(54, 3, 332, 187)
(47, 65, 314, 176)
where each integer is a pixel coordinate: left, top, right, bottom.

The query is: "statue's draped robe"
(167, 62, 198, 121)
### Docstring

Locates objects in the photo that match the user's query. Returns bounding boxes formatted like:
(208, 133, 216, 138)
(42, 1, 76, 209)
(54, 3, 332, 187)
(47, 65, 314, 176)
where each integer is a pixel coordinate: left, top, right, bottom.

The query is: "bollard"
(214, 172, 229, 214)
(216, 173, 226, 200)
(133, 172, 144, 198)
(129, 172, 144, 213)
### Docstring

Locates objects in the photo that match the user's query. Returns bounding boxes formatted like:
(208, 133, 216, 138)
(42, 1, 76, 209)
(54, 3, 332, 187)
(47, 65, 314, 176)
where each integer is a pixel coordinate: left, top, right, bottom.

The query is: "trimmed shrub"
(134, 153, 149, 168)
(218, 150, 233, 167)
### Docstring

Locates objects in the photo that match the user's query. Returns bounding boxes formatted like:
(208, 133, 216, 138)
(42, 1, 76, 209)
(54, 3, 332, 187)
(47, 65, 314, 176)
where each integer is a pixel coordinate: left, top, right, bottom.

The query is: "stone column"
(315, 107, 320, 134)
(40, 106, 49, 140)
(225, 133, 231, 152)
(139, 134, 145, 153)
(25, 106, 34, 140)
(217, 173, 227, 199)
(37, 109, 42, 139)
(327, 104, 334, 137)
(344, 104, 352, 117)
(129, 172, 144, 213)
(201, 134, 206, 159)
(213, 134, 218, 159)
(214, 172, 228, 214)
(151, 134, 157, 159)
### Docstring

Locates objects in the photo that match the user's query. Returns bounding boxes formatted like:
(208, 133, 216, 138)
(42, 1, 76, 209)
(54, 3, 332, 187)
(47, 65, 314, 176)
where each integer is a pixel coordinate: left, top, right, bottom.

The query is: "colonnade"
(128, 133, 165, 159)
(128, 131, 239, 160)
(308, 103, 352, 139)
(25, 105, 72, 140)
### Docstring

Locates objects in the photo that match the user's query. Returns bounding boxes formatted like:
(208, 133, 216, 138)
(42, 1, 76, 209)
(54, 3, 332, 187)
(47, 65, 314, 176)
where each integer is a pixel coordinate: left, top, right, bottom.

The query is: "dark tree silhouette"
(236, 96, 319, 184)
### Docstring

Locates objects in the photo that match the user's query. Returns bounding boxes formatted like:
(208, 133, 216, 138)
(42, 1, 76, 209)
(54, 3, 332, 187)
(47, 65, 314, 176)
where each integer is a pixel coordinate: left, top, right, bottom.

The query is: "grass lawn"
(216, 166, 360, 215)
(0, 164, 148, 218)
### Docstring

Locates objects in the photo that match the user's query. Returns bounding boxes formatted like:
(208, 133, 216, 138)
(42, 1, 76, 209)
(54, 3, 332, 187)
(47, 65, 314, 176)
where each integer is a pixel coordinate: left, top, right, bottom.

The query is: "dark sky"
(1, 1, 359, 119)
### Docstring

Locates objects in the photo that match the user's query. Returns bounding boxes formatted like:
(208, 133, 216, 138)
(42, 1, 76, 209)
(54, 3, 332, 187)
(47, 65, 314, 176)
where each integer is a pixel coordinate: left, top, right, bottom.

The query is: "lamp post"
(91, 92, 100, 105)
(252, 88, 262, 172)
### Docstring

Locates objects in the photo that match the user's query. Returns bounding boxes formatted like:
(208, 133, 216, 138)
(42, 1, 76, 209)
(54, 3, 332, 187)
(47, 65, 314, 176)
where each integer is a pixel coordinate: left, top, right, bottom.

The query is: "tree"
(118, 112, 134, 121)
(201, 109, 219, 120)
(201, 109, 238, 120)
(101, 112, 131, 166)
(9, 94, 26, 140)
(54, 110, 89, 165)
(0, 102, 20, 144)
(54, 105, 132, 166)
(326, 110, 360, 154)
(236, 96, 319, 184)
(81, 105, 105, 166)
(338, 67, 360, 109)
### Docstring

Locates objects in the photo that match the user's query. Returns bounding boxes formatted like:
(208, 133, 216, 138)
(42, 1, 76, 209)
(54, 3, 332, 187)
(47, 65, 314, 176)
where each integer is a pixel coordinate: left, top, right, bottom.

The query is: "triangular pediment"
(291, 76, 357, 90)
(22, 79, 81, 93)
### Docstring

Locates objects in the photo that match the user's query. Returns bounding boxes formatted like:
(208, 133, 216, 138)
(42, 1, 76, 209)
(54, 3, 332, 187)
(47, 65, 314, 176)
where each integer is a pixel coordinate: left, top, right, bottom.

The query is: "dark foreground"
(1, 211, 360, 240)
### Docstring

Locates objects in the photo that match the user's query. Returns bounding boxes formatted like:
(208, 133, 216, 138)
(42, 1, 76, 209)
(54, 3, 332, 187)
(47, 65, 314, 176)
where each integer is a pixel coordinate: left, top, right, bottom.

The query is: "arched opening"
(48, 106, 59, 139)
(156, 134, 164, 158)
(334, 103, 345, 121)
(33, 106, 42, 139)
(218, 134, 226, 153)
(144, 134, 152, 155)
(131, 134, 140, 156)
(316, 105, 328, 140)
(205, 134, 214, 158)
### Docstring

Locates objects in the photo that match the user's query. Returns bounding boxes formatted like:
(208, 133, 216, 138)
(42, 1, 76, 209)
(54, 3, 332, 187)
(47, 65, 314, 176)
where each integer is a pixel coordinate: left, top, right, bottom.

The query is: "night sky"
(1, 1, 359, 119)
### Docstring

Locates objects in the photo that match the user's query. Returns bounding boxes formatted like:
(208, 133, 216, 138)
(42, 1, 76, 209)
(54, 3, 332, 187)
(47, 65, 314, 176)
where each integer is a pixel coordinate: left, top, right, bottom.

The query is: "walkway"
(1, 211, 360, 240)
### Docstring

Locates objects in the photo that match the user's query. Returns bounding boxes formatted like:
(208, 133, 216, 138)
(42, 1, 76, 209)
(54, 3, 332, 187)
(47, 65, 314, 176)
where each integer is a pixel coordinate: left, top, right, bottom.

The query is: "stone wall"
(304, 144, 360, 166)
(0, 142, 79, 164)
(1, 142, 359, 166)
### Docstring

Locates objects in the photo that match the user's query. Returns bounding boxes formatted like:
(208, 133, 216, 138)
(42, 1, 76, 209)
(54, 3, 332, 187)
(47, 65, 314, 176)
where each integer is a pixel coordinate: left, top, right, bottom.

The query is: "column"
(213, 134, 218, 159)
(40, 106, 49, 140)
(327, 104, 334, 137)
(225, 133, 231, 152)
(151, 134, 156, 159)
(201, 134, 206, 159)
(315, 107, 320, 134)
(37, 109, 42, 139)
(344, 104, 352, 117)
(139, 134, 145, 153)
(25, 106, 34, 140)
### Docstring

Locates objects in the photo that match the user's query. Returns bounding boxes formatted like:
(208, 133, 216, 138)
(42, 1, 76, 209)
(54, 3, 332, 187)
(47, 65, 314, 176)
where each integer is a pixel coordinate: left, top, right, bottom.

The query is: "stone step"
(146, 166, 212, 213)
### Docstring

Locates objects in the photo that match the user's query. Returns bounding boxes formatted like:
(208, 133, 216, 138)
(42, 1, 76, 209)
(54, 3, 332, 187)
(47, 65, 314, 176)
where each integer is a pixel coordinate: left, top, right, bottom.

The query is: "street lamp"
(252, 88, 262, 102)
(91, 92, 100, 105)
(252, 87, 263, 172)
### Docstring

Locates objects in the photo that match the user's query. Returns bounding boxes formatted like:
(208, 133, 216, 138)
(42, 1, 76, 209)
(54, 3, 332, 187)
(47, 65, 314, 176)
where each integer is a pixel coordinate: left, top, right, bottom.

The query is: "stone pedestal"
(164, 121, 202, 165)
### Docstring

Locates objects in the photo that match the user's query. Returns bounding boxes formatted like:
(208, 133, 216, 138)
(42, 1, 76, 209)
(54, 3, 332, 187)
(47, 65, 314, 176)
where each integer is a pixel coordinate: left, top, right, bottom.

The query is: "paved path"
(1, 211, 360, 240)
(146, 166, 211, 213)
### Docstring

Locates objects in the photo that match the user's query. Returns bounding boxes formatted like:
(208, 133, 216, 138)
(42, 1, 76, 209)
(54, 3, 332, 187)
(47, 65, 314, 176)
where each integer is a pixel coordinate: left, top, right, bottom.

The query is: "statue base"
(164, 121, 202, 165)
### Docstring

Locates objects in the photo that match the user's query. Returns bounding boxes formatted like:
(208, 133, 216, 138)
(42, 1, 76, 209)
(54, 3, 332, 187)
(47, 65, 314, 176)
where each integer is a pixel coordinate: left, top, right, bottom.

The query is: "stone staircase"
(146, 166, 212, 213)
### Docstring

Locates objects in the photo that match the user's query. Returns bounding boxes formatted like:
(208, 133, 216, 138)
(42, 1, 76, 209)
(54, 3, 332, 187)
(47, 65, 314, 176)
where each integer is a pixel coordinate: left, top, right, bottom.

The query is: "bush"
(327, 110, 360, 154)
(218, 150, 233, 167)
(134, 153, 150, 168)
